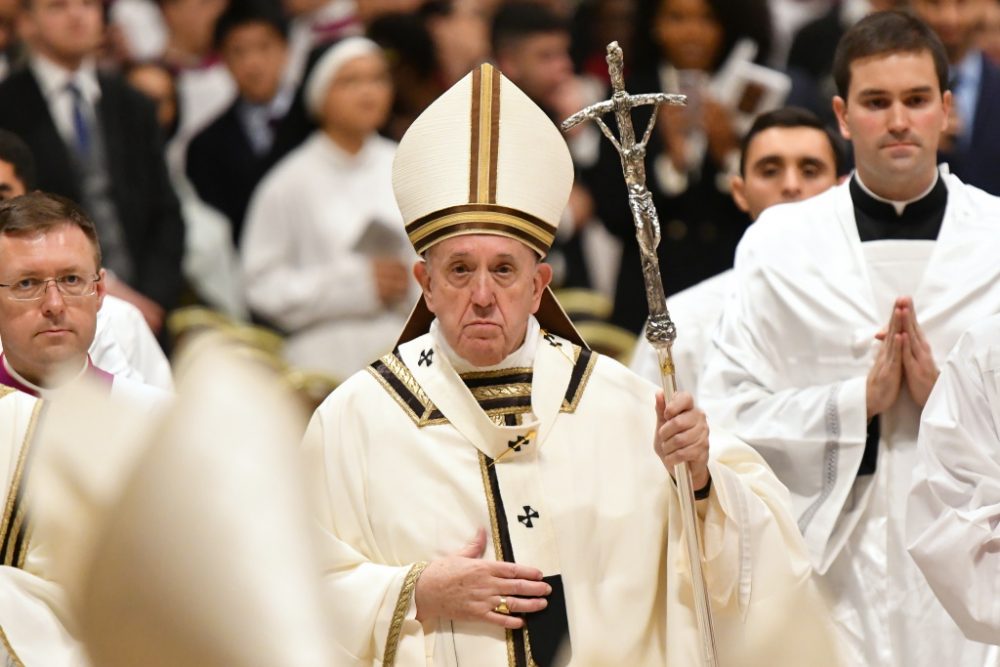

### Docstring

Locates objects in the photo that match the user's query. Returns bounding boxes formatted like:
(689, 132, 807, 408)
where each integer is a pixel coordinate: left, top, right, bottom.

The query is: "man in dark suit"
(186, 0, 291, 245)
(0, 0, 184, 334)
(913, 0, 1000, 196)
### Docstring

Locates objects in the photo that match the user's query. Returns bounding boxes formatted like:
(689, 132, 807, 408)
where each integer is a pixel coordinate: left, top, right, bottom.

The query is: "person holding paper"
(241, 37, 417, 379)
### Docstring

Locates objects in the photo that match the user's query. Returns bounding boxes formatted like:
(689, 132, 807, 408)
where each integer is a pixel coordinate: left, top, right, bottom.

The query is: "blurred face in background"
(221, 21, 288, 104)
(978, 0, 1000, 64)
(160, 0, 228, 57)
(731, 126, 839, 219)
(0, 160, 27, 201)
(126, 63, 178, 132)
(495, 30, 573, 112)
(911, 0, 986, 63)
(653, 0, 722, 71)
(20, 0, 103, 70)
(321, 52, 393, 137)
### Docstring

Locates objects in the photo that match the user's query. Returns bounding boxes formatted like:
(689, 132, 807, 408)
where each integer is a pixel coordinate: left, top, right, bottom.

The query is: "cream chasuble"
(303, 317, 845, 666)
(0, 388, 90, 667)
(699, 170, 1000, 666)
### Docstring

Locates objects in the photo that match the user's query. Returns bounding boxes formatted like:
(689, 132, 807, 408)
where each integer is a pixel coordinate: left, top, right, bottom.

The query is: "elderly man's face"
(414, 235, 552, 367)
(0, 222, 105, 384)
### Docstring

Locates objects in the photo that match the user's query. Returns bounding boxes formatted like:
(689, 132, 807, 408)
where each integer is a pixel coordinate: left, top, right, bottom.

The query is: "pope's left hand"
(654, 391, 711, 492)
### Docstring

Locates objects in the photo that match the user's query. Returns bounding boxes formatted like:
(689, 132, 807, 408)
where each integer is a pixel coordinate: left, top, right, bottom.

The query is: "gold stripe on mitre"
(403, 63, 559, 257)
(469, 64, 502, 204)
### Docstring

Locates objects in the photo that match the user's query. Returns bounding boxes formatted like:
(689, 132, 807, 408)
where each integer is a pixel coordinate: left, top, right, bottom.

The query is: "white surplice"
(907, 313, 1000, 645)
(303, 316, 845, 666)
(242, 132, 418, 380)
(630, 269, 733, 395)
(91, 296, 173, 390)
(699, 169, 1000, 666)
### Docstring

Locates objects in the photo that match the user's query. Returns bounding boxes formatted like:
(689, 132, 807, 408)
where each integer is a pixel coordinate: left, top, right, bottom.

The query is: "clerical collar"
(853, 170, 940, 216)
(850, 170, 947, 242)
(430, 316, 540, 375)
(0, 354, 111, 398)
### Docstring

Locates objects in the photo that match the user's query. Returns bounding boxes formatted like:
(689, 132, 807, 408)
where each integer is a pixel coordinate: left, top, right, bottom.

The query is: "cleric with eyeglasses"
(0, 191, 165, 402)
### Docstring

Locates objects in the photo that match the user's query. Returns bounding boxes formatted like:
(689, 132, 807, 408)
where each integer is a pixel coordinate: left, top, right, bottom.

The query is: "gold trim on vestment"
(0, 625, 25, 667)
(0, 399, 42, 568)
(460, 367, 533, 381)
(470, 383, 532, 401)
(561, 346, 597, 414)
(383, 561, 428, 667)
(367, 354, 438, 426)
(0, 387, 15, 400)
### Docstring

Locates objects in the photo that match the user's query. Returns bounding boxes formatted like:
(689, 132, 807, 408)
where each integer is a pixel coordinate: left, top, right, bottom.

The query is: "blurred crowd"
(0, 0, 996, 380)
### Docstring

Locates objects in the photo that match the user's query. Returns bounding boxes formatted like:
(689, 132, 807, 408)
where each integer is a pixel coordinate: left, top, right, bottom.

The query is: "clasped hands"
(867, 296, 939, 419)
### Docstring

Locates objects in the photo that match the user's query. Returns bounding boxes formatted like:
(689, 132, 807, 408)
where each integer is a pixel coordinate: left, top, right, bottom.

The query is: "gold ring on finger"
(494, 596, 510, 615)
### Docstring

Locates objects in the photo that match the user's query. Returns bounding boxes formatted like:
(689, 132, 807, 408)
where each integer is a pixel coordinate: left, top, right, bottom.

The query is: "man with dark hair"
(491, 1, 601, 290)
(0, 0, 185, 334)
(186, 0, 293, 244)
(910, 0, 1000, 195)
(631, 106, 844, 395)
(700, 10, 1000, 666)
(0, 130, 37, 198)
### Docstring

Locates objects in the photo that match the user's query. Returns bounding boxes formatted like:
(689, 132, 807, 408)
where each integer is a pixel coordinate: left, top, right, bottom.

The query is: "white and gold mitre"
(392, 63, 574, 257)
(392, 63, 586, 347)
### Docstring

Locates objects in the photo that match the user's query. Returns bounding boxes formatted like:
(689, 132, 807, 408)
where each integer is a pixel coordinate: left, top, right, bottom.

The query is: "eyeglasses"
(0, 274, 101, 301)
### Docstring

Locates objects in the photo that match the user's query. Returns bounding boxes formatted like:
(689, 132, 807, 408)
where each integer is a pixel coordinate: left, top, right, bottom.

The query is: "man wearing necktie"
(0, 0, 184, 335)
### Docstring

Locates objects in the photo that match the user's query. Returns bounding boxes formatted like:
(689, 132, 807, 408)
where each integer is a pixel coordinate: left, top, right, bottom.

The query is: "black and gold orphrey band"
(0, 399, 43, 570)
(403, 63, 558, 257)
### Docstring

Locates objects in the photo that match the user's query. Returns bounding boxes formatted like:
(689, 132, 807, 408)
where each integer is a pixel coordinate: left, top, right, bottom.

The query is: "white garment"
(174, 174, 249, 321)
(303, 317, 846, 666)
(242, 131, 417, 379)
(109, 0, 168, 62)
(92, 296, 173, 391)
(908, 313, 1000, 645)
(285, 0, 360, 88)
(630, 269, 733, 396)
(699, 170, 1000, 666)
(0, 376, 170, 666)
(26, 338, 351, 667)
(165, 63, 237, 181)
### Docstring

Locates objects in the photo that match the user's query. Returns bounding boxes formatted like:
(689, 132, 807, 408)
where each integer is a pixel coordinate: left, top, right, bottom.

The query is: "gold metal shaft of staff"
(562, 41, 719, 667)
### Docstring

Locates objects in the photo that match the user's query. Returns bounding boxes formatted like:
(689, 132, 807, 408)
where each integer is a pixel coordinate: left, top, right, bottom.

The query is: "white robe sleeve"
(698, 236, 870, 573)
(93, 296, 174, 391)
(302, 384, 429, 665)
(241, 175, 382, 332)
(689, 431, 848, 667)
(907, 319, 1000, 645)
